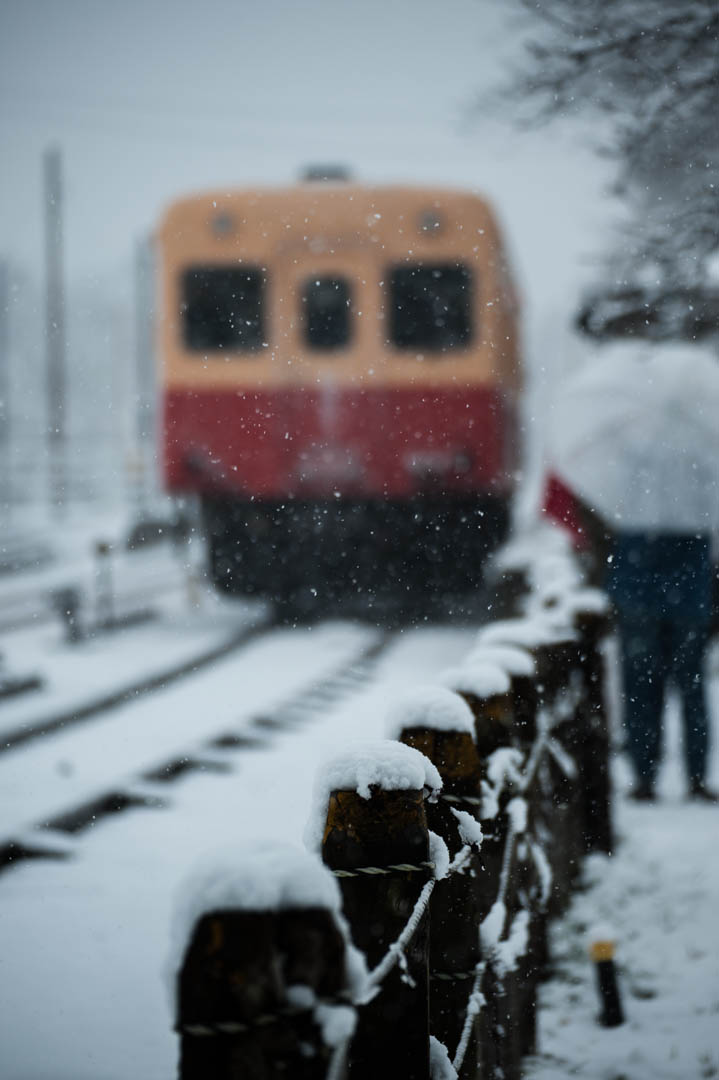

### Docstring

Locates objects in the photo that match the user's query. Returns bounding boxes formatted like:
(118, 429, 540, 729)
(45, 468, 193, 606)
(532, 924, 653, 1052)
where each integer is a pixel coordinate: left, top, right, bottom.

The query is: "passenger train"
(156, 176, 522, 602)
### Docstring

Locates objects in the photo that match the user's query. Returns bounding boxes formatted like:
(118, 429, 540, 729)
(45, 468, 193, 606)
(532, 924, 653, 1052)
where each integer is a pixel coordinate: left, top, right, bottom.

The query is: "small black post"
(590, 938, 624, 1027)
(51, 586, 84, 643)
(94, 540, 114, 628)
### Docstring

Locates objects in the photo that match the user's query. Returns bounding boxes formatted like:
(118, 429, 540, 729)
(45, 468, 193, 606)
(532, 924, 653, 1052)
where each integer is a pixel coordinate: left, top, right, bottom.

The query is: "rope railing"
(171, 527, 614, 1079)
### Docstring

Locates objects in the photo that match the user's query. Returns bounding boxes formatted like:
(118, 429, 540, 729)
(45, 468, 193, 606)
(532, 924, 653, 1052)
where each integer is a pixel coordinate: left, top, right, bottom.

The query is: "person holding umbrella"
(547, 341, 719, 802)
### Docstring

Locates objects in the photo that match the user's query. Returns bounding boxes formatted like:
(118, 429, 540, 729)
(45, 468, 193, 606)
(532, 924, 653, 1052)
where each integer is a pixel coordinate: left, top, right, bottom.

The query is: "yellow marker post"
(589, 936, 624, 1027)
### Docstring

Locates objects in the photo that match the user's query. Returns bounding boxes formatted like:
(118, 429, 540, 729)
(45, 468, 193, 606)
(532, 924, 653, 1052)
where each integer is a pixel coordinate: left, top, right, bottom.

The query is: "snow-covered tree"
(497, 0, 718, 290)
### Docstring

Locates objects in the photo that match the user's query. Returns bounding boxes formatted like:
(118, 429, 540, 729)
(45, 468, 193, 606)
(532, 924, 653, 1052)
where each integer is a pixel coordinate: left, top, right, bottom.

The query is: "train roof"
(157, 183, 505, 251)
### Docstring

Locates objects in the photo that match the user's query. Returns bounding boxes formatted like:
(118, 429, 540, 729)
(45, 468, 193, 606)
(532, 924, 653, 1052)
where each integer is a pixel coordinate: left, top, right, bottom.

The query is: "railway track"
(0, 624, 394, 874)
(0, 616, 271, 755)
(0, 563, 194, 635)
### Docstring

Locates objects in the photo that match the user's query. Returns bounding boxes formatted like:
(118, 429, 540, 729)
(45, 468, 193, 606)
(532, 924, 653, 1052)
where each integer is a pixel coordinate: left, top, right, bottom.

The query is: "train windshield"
(181, 266, 265, 351)
(302, 276, 352, 349)
(388, 263, 473, 351)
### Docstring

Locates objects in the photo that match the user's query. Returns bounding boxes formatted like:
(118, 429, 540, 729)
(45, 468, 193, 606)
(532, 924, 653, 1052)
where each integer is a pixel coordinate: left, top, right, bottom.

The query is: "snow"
(528, 585, 609, 619)
(0, 620, 375, 844)
(430, 1035, 459, 1080)
(314, 1002, 357, 1049)
(530, 839, 553, 906)
(0, 592, 264, 745)
(492, 521, 576, 574)
(586, 922, 618, 956)
(486, 746, 524, 792)
(494, 909, 531, 977)
(476, 615, 574, 649)
(1, 1, 717, 1075)
(0, 580, 717, 1079)
(506, 795, 528, 835)
(169, 841, 344, 971)
(547, 732, 579, 779)
(438, 662, 511, 699)
(548, 340, 719, 532)
(481, 898, 507, 950)
(384, 684, 476, 739)
(0, 623, 472, 1078)
(429, 830, 451, 880)
(175, 841, 342, 917)
(168, 840, 369, 1015)
(466, 641, 536, 677)
(450, 807, 484, 850)
(304, 738, 442, 853)
(480, 778, 501, 821)
(361, 876, 437, 998)
(526, 792, 719, 1080)
(520, 655, 719, 1079)
(526, 557, 583, 596)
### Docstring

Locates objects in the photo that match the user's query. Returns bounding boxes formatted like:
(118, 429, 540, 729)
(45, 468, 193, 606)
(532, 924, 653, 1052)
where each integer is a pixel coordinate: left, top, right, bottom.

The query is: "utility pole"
(0, 261, 10, 519)
(133, 235, 155, 512)
(44, 146, 66, 515)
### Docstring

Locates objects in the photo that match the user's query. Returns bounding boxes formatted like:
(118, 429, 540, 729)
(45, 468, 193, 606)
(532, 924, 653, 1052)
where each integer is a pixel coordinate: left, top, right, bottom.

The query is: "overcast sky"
(1, 0, 613, 315)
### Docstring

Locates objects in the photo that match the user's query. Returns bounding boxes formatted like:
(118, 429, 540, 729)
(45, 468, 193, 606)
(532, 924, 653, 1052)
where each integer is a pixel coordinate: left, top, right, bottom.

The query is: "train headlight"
(453, 451, 473, 476)
(211, 211, 234, 236)
(419, 210, 443, 233)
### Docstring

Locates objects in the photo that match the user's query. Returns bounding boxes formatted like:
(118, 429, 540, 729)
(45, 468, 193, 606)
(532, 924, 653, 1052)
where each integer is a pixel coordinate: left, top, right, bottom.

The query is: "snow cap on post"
(491, 520, 574, 575)
(523, 589, 579, 636)
(304, 738, 442, 853)
(539, 585, 609, 619)
(465, 642, 536, 679)
(170, 842, 352, 976)
(438, 662, 511, 701)
(384, 685, 475, 741)
(526, 551, 582, 594)
(477, 615, 575, 649)
(315, 740, 438, 1074)
(496, 522, 574, 574)
(170, 841, 367, 1078)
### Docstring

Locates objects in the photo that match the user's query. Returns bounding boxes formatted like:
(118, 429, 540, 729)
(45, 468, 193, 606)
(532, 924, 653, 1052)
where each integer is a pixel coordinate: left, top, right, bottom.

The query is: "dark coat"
(606, 532, 713, 622)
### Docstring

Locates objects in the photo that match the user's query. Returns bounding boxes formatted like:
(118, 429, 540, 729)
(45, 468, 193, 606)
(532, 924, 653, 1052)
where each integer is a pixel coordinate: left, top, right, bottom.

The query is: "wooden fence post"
(501, 549, 613, 855)
(316, 741, 439, 1080)
(469, 638, 546, 1060)
(477, 618, 584, 919)
(534, 635, 584, 915)
(169, 536, 612, 1080)
(175, 846, 355, 1080)
(439, 663, 528, 1080)
(575, 607, 614, 854)
(390, 686, 485, 1077)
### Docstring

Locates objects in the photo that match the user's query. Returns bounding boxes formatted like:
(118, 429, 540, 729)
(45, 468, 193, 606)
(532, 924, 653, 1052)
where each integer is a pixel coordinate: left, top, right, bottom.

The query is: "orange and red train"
(156, 178, 522, 602)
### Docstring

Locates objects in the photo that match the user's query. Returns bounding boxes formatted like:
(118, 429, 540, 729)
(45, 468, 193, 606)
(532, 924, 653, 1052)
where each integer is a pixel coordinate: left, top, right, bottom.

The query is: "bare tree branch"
(489, 0, 719, 288)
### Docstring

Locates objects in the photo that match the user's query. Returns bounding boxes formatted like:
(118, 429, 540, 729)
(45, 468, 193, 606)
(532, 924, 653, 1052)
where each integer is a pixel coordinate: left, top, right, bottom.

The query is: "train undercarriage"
(201, 494, 510, 607)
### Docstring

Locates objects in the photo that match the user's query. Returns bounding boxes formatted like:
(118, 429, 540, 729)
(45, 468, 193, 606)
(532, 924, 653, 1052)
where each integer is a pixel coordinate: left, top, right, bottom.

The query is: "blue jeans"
(616, 613, 710, 785)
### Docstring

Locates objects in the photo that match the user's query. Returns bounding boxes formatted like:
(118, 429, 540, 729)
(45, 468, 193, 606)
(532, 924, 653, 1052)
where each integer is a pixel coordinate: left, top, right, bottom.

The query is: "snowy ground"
(0, 584, 717, 1078)
(0, 578, 266, 747)
(0, 618, 476, 1079)
(525, 646, 719, 1080)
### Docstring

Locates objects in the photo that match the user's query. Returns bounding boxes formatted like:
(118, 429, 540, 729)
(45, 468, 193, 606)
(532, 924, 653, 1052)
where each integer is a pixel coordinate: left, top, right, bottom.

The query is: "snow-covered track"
(0, 625, 394, 875)
(0, 564, 193, 635)
(0, 532, 53, 576)
(0, 618, 272, 755)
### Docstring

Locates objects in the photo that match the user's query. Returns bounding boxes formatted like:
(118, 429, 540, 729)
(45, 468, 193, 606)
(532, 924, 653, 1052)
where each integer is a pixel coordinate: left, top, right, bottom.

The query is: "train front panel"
(157, 185, 521, 595)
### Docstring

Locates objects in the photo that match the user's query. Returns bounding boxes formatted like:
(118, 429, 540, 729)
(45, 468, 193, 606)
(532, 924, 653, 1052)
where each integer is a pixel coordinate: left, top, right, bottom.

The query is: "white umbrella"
(548, 342, 719, 532)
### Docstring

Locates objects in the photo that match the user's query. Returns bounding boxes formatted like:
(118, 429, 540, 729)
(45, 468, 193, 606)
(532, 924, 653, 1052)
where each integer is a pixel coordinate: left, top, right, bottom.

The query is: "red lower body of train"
(164, 383, 516, 601)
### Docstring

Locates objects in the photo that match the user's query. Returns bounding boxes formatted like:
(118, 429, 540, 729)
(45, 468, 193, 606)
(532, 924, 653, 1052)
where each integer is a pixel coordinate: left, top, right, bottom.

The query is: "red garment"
(541, 472, 591, 550)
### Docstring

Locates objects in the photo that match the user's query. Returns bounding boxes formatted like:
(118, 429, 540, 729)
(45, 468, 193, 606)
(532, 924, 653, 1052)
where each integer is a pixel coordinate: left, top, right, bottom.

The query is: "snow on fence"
(172, 527, 613, 1079)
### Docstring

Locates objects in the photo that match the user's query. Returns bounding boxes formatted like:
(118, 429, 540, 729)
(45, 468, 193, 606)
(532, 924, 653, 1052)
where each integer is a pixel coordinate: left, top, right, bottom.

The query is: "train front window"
(302, 276, 352, 349)
(181, 267, 265, 351)
(388, 263, 473, 351)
